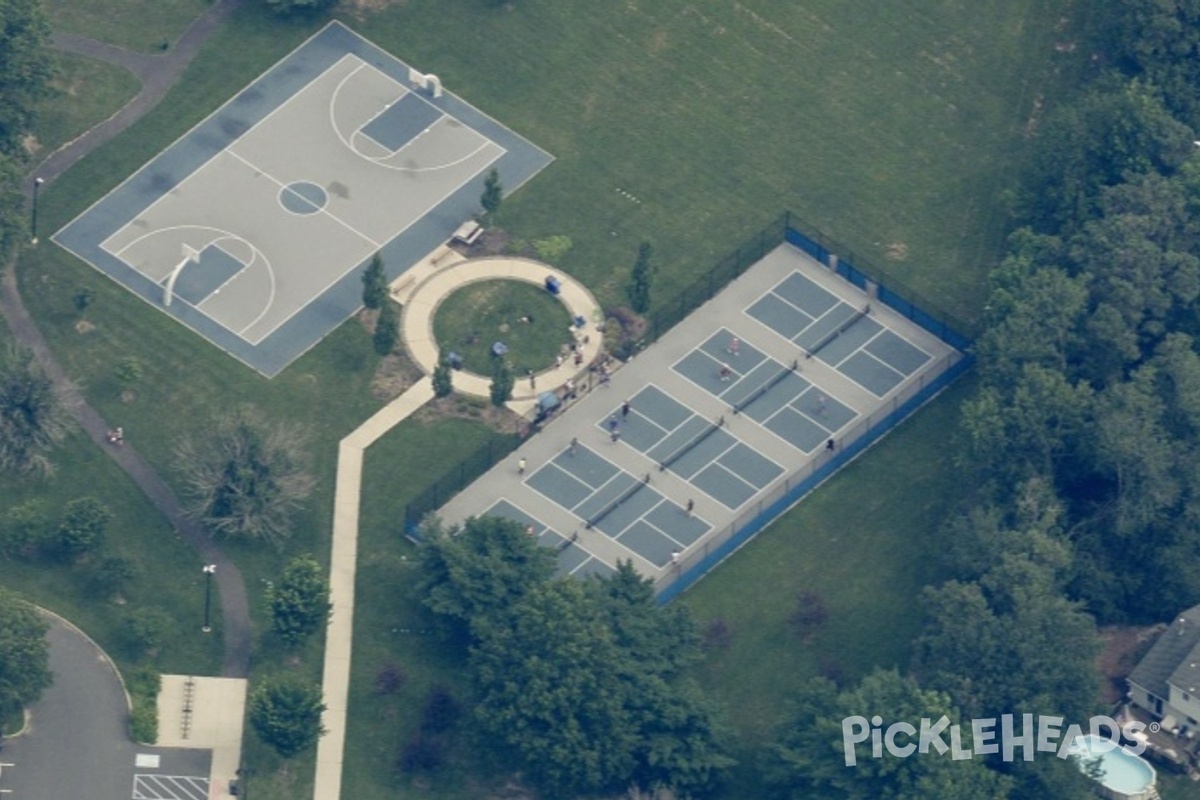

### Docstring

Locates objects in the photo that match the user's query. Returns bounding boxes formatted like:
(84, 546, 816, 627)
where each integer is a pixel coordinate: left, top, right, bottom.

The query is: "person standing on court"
(518, 457, 527, 476)
(621, 399, 631, 418)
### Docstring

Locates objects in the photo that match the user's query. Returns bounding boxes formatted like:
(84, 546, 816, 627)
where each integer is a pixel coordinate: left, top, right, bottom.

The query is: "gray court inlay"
(279, 181, 328, 215)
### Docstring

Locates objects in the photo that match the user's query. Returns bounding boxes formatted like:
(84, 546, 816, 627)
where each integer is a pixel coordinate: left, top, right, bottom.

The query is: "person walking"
(518, 457, 527, 476)
(569, 436, 578, 455)
(728, 336, 740, 356)
(621, 399, 631, 418)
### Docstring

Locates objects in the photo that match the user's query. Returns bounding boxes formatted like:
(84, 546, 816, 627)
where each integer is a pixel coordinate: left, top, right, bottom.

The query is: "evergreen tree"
(432, 357, 453, 398)
(627, 241, 654, 313)
(361, 253, 388, 310)
(489, 358, 513, 406)
(373, 301, 399, 356)
(480, 168, 502, 216)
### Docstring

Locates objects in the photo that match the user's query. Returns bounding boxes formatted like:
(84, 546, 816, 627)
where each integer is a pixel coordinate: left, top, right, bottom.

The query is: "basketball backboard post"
(163, 244, 201, 307)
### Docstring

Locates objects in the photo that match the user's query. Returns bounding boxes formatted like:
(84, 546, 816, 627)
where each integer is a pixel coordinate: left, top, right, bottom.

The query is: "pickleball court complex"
(435, 235, 971, 598)
(53, 22, 552, 377)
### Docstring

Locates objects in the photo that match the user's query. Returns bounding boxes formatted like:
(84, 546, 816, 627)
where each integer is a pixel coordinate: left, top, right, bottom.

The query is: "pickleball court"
(435, 242, 966, 588)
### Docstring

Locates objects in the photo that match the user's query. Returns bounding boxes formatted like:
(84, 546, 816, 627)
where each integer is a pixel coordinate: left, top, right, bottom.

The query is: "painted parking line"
(133, 774, 210, 800)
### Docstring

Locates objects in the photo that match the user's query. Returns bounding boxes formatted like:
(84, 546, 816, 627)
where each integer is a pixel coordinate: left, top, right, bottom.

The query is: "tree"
(265, 0, 337, 14)
(488, 357, 513, 406)
(360, 253, 388, 310)
(73, 288, 94, 315)
(267, 554, 331, 647)
(788, 589, 829, 642)
(532, 235, 572, 262)
(55, 496, 112, 562)
(0, 589, 51, 720)
(373, 300, 399, 356)
(0, 0, 55, 157)
(175, 405, 315, 547)
(912, 550, 1101, 725)
(114, 356, 143, 389)
(431, 356, 453, 398)
(627, 241, 654, 313)
(449, 560, 732, 797)
(480, 167, 502, 216)
(0, 345, 70, 477)
(769, 669, 1014, 800)
(249, 674, 326, 759)
(85, 553, 140, 600)
(119, 607, 173, 657)
(416, 516, 556, 631)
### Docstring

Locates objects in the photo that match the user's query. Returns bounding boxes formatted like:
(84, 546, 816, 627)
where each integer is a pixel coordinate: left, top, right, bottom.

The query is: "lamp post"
(30, 177, 44, 245)
(202, 564, 217, 632)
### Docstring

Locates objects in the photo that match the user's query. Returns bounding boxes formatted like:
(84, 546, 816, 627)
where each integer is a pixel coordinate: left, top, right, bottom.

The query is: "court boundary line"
(330, 59, 503, 174)
(614, 499, 694, 559)
(222, 148, 382, 248)
(635, 504, 712, 553)
(51, 22, 359, 242)
(483, 496, 596, 559)
(862, 323, 937, 373)
(765, 282, 823, 322)
(52, 19, 551, 256)
(528, 461, 593, 502)
(101, 223, 281, 343)
(691, 460, 760, 511)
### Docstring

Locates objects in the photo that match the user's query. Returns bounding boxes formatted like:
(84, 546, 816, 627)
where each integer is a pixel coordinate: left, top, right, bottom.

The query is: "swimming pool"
(1069, 734, 1157, 800)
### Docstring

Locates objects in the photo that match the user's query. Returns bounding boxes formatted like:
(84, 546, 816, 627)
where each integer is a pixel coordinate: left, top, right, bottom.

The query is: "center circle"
(279, 181, 328, 215)
(432, 279, 574, 377)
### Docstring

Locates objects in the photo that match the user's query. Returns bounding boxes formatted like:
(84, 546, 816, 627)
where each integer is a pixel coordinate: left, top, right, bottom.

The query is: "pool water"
(1069, 734, 1157, 796)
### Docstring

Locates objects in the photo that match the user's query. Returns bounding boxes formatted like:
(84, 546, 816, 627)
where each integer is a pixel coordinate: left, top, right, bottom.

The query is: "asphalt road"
(0, 615, 209, 800)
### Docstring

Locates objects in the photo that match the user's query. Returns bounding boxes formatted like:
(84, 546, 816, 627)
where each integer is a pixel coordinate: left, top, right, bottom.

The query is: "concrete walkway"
(313, 254, 605, 798)
(398, 253, 604, 402)
(313, 376, 434, 800)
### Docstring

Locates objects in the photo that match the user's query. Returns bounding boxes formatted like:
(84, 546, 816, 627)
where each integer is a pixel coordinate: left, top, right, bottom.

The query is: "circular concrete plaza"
(401, 256, 603, 400)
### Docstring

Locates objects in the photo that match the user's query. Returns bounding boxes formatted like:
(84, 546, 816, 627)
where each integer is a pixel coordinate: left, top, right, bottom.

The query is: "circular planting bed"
(432, 279, 574, 376)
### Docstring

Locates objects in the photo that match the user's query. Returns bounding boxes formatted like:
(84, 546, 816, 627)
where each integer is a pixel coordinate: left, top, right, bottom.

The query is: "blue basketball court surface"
(52, 22, 552, 377)
(436, 243, 964, 589)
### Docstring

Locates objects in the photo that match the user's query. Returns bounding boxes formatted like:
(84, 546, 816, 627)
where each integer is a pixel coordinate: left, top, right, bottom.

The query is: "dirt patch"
(884, 242, 908, 261)
(74, 319, 96, 334)
(1097, 624, 1163, 705)
(370, 352, 424, 402)
(342, 0, 406, 20)
(22, 135, 40, 156)
(414, 393, 523, 436)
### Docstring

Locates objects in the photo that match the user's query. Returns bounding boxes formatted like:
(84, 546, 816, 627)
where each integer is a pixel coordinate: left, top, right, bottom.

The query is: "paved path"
(399, 254, 604, 401)
(11, 0, 254, 676)
(313, 377, 435, 800)
(27, 0, 244, 192)
(0, 611, 210, 799)
(0, 257, 253, 679)
(313, 256, 607, 797)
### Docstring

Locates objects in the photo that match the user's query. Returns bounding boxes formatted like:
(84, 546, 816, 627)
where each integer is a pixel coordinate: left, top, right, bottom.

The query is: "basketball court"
(53, 22, 552, 377)
(436, 242, 966, 588)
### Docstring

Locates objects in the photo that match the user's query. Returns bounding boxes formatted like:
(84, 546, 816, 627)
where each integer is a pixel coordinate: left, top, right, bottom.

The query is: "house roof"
(1130, 604, 1200, 701)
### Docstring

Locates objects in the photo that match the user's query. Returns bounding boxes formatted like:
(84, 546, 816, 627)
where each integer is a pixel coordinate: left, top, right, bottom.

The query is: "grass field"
(31, 52, 141, 163)
(681, 377, 973, 796)
(15, 0, 1093, 795)
(42, 0, 212, 53)
(432, 280, 573, 376)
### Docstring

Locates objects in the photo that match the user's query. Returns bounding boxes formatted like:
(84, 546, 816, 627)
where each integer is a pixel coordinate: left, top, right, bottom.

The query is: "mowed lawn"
(357, 0, 1078, 321)
(16, 0, 1087, 796)
(681, 378, 974, 797)
(42, 0, 212, 52)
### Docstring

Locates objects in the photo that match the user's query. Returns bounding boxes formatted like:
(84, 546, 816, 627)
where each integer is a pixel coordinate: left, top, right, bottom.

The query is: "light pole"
(202, 564, 217, 632)
(30, 177, 44, 245)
